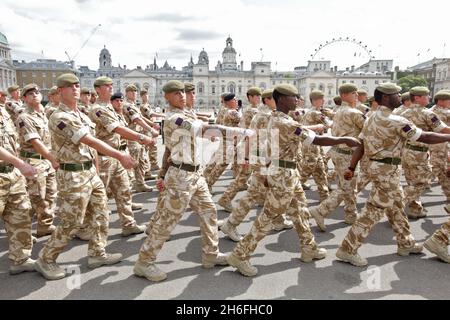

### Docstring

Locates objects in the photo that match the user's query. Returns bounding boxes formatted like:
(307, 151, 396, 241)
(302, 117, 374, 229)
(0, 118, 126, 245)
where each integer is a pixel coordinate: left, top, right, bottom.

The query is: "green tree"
(397, 75, 428, 93)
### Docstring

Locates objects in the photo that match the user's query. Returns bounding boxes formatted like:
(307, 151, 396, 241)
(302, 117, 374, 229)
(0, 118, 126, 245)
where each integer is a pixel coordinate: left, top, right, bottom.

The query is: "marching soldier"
(78, 87, 92, 116)
(429, 90, 450, 201)
(309, 84, 365, 231)
(336, 83, 450, 266)
(6, 85, 25, 124)
(0, 96, 37, 275)
(89, 79, 153, 237)
(226, 84, 360, 277)
(45, 86, 60, 119)
(134, 80, 252, 282)
(356, 89, 370, 115)
(122, 84, 159, 192)
(401, 87, 450, 219)
(35, 74, 135, 280)
(216, 87, 262, 212)
(300, 90, 331, 202)
(392, 92, 411, 116)
(17, 84, 58, 238)
(219, 89, 292, 242)
(140, 89, 162, 172)
(203, 93, 241, 193)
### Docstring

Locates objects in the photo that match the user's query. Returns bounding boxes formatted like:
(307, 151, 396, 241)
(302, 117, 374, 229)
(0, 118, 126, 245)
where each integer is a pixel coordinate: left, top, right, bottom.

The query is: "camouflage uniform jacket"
(90, 102, 126, 150)
(331, 102, 366, 151)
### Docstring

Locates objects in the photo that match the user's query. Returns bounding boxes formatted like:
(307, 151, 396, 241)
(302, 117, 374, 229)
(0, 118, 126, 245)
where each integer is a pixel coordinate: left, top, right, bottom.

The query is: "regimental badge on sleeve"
(294, 127, 303, 136)
(19, 121, 25, 128)
(175, 117, 192, 130)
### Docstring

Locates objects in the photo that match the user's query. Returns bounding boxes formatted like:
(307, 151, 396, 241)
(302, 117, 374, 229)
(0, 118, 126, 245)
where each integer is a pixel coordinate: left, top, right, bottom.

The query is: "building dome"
(223, 37, 236, 54)
(0, 32, 8, 46)
(198, 49, 209, 65)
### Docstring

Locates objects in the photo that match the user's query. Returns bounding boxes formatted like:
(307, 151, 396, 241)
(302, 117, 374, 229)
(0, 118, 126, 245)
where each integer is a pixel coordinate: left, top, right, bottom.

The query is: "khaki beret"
(401, 92, 411, 101)
(94, 76, 113, 87)
(261, 89, 274, 99)
(163, 80, 185, 93)
(368, 96, 375, 103)
(333, 96, 342, 105)
(57, 73, 80, 88)
(80, 87, 92, 95)
(8, 85, 20, 94)
(409, 86, 430, 96)
(309, 90, 325, 100)
(339, 84, 358, 95)
(184, 82, 195, 93)
(140, 89, 148, 96)
(274, 84, 298, 96)
(247, 87, 262, 96)
(0, 90, 8, 96)
(357, 89, 368, 95)
(21, 84, 39, 97)
(434, 90, 450, 101)
(376, 82, 402, 95)
(125, 84, 138, 92)
(48, 86, 59, 96)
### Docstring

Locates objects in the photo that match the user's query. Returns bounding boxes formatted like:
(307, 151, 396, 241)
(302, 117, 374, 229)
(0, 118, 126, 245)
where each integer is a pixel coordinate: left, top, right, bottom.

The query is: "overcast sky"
(0, 0, 448, 72)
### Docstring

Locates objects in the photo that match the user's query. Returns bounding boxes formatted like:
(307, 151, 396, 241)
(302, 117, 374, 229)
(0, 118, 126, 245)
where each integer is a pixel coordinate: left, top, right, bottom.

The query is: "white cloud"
(0, 0, 448, 71)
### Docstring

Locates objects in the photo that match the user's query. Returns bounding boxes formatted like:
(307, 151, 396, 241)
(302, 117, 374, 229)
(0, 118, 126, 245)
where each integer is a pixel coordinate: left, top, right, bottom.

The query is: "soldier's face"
(249, 95, 261, 106)
(24, 90, 42, 106)
(11, 90, 20, 100)
(186, 91, 196, 107)
(415, 95, 429, 107)
(438, 99, 450, 108)
(127, 90, 137, 101)
(297, 99, 305, 107)
(51, 93, 61, 104)
(358, 94, 367, 103)
(60, 84, 81, 102)
(141, 94, 148, 102)
(311, 98, 324, 108)
(80, 93, 91, 105)
(342, 92, 358, 104)
(0, 94, 6, 104)
(165, 90, 186, 108)
(111, 99, 123, 112)
(98, 84, 113, 98)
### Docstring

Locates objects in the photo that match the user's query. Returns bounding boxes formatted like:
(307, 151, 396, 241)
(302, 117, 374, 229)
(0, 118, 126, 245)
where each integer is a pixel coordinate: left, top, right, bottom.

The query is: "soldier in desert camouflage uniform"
(45, 86, 61, 119)
(89, 79, 153, 237)
(356, 89, 370, 115)
(226, 84, 360, 277)
(401, 87, 450, 219)
(35, 74, 135, 281)
(0, 96, 37, 275)
(300, 90, 331, 202)
(309, 84, 365, 231)
(134, 80, 252, 282)
(17, 84, 58, 238)
(392, 92, 411, 116)
(5, 85, 25, 124)
(429, 90, 450, 203)
(78, 87, 92, 116)
(216, 87, 262, 212)
(336, 83, 450, 267)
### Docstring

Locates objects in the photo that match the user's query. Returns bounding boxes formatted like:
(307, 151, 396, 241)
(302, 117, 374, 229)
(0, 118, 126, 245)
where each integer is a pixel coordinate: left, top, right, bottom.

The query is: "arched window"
(259, 83, 267, 90)
(198, 82, 205, 94)
(227, 82, 236, 94)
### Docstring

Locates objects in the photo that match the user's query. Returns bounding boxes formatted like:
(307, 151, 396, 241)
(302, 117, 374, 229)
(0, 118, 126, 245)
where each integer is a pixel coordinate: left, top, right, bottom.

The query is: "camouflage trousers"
(300, 145, 329, 201)
(25, 159, 57, 230)
(431, 219, 450, 246)
(138, 167, 219, 264)
(356, 158, 371, 193)
(402, 148, 432, 215)
(129, 142, 150, 187)
(148, 143, 158, 168)
(98, 156, 136, 228)
(204, 143, 237, 187)
(430, 144, 450, 200)
(147, 189, 166, 230)
(314, 151, 358, 220)
(341, 162, 415, 255)
(229, 166, 285, 227)
(218, 164, 252, 205)
(39, 168, 110, 262)
(233, 167, 317, 261)
(0, 169, 33, 265)
(324, 147, 337, 183)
